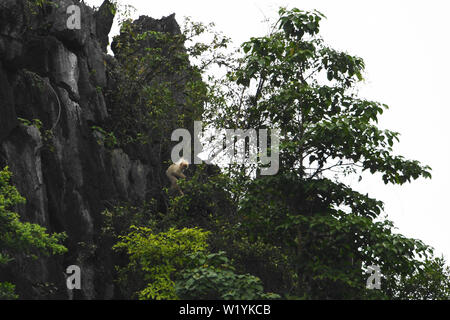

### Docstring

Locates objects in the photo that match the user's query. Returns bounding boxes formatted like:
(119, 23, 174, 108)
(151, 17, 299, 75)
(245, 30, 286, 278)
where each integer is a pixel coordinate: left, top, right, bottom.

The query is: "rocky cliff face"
(0, 0, 186, 299)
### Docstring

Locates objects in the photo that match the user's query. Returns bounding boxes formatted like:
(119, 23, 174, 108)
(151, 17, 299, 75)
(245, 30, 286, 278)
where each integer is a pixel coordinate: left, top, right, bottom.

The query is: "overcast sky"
(86, 0, 450, 261)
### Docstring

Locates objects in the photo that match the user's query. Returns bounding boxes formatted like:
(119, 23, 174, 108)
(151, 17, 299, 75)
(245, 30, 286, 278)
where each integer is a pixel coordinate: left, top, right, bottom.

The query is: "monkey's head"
(180, 162, 188, 170)
(177, 158, 189, 170)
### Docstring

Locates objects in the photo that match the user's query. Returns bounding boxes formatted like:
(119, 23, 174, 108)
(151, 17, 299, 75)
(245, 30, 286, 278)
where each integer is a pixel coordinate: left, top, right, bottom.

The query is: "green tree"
(113, 226, 276, 300)
(387, 257, 450, 300)
(104, 7, 448, 300)
(0, 167, 67, 299)
(113, 226, 210, 299)
(176, 251, 279, 300)
(105, 16, 228, 157)
(201, 8, 447, 299)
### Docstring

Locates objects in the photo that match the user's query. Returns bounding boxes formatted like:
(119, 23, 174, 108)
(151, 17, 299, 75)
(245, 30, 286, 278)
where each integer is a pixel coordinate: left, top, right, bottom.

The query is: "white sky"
(86, 0, 450, 261)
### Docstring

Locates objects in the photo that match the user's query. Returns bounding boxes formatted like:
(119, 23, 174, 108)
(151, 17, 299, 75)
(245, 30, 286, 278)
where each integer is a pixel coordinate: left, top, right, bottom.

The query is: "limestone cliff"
(0, 0, 189, 299)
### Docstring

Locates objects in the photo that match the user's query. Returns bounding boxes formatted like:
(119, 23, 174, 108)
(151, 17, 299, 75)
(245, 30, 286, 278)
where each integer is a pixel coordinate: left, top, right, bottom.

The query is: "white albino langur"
(166, 158, 189, 196)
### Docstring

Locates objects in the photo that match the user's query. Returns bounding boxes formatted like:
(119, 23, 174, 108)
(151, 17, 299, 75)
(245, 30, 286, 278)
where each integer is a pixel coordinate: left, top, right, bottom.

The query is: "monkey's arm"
(174, 171, 186, 179)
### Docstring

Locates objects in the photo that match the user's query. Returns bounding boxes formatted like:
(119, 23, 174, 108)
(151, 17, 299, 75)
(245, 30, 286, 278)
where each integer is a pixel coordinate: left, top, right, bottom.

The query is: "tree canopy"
(105, 7, 448, 300)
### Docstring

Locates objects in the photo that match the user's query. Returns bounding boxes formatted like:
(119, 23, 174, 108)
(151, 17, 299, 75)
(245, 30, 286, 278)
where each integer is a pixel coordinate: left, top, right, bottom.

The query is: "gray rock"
(0, 0, 197, 300)
(0, 62, 18, 141)
(94, 0, 115, 52)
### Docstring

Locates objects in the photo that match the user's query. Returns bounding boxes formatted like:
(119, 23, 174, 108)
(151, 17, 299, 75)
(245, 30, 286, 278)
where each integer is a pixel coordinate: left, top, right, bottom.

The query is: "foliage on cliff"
(104, 15, 228, 156)
(0, 167, 67, 299)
